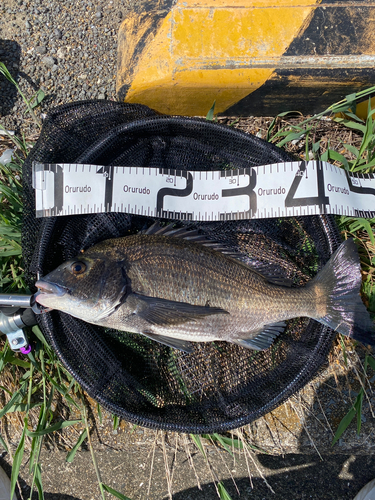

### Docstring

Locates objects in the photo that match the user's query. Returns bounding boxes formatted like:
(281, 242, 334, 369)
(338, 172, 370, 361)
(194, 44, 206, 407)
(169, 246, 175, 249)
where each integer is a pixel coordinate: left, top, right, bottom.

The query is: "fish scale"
(122, 236, 310, 316)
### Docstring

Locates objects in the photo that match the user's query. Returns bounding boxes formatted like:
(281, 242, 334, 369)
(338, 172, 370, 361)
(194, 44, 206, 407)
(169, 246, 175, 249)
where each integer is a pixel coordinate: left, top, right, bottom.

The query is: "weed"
(0, 62, 44, 129)
(331, 354, 375, 446)
(206, 100, 217, 121)
(267, 89, 375, 320)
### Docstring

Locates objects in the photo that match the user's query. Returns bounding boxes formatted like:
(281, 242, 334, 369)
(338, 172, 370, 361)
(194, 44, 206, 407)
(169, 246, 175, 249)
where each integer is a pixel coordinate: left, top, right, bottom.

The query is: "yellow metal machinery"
(117, 0, 375, 116)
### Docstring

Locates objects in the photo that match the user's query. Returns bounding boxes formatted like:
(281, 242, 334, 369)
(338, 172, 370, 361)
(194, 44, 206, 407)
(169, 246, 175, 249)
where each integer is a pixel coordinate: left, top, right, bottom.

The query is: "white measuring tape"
(32, 160, 375, 220)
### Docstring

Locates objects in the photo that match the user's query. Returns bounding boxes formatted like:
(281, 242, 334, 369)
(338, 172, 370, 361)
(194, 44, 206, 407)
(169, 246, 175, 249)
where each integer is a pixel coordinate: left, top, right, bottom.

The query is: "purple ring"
(20, 345, 32, 355)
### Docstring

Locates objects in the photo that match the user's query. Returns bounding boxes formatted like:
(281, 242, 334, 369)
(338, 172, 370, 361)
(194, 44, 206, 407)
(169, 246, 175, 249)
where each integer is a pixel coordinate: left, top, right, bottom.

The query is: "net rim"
(22, 102, 342, 432)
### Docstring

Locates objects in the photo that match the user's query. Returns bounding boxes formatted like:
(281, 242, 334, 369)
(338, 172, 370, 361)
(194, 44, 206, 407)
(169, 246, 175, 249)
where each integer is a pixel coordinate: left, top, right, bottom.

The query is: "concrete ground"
(1, 349, 374, 500)
(1, 447, 375, 499)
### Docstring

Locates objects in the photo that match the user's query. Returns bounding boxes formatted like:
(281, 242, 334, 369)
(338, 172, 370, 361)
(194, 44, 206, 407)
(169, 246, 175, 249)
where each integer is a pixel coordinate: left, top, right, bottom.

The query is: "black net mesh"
(22, 100, 342, 433)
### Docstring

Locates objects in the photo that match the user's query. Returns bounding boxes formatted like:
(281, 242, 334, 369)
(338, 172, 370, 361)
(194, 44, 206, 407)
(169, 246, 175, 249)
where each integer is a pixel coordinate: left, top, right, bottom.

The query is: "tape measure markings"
(32, 161, 375, 220)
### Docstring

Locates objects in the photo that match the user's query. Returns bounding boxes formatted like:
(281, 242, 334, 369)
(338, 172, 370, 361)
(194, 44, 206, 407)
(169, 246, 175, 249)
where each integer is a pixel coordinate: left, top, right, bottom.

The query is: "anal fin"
(141, 331, 194, 353)
(234, 321, 286, 351)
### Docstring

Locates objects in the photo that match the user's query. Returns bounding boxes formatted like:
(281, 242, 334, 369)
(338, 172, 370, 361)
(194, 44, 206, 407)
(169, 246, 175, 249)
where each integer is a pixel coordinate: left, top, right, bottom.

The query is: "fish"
(35, 224, 374, 353)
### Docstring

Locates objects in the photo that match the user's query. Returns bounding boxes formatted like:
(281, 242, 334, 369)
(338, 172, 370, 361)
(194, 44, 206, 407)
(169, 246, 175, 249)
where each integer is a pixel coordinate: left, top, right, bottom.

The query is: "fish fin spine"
(141, 331, 194, 353)
(234, 321, 287, 351)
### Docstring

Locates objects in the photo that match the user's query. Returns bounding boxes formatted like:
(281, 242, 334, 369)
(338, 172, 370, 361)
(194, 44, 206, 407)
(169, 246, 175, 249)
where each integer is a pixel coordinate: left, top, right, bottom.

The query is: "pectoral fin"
(234, 321, 286, 351)
(134, 293, 229, 326)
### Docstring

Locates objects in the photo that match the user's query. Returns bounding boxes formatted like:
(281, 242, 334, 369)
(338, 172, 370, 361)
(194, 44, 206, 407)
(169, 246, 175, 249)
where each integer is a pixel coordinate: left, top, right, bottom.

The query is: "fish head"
(35, 252, 130, 322)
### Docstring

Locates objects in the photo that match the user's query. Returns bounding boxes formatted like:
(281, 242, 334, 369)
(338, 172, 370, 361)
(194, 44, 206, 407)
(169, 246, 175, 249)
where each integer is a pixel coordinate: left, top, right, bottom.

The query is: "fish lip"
(35, 279, 68, 297)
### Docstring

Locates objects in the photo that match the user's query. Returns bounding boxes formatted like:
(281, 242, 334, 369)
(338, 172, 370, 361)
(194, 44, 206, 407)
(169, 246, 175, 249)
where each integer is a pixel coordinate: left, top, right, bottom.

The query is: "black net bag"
(22, 100, 342, 433)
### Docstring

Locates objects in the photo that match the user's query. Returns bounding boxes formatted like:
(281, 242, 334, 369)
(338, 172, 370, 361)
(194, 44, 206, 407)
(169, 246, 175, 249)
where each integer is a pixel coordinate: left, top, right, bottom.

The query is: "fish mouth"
(35, 280, 68, 298)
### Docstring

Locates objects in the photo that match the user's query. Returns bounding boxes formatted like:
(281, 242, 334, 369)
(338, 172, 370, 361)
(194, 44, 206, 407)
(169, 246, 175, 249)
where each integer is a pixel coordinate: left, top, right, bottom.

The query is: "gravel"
(0, 0, 128, 135)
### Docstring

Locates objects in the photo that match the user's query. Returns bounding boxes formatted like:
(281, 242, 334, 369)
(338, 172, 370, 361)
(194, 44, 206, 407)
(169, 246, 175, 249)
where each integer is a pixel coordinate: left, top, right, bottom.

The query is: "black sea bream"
(35, 226, 374, 352)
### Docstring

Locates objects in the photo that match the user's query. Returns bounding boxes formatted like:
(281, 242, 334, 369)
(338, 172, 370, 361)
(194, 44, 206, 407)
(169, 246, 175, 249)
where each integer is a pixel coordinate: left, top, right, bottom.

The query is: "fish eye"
(71, 261, 87, 275)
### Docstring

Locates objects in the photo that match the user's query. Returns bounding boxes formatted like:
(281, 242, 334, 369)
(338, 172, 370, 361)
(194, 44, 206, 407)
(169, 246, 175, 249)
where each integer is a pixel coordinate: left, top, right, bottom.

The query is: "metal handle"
(0, 290, 52, 352)
(0, 311, 31, 352)
(0, 294, 47, 352)
(0, 293, 46, 315)
(0, 294, 32, 308)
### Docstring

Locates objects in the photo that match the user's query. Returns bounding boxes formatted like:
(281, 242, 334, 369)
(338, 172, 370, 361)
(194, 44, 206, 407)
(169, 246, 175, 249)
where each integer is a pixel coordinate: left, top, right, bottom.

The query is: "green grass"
(331, 353, 375, 446)
(0, 62, 44, 129)
(0, 159, 27, 293)
(265, 90, 375, 447)
(1, 64, 375, 498)
(265, 90, 375, 322)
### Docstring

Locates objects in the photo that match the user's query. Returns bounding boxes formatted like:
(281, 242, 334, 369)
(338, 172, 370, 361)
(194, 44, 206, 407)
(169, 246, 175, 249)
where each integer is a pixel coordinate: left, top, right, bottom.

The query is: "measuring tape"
(32, 160, 375, 220)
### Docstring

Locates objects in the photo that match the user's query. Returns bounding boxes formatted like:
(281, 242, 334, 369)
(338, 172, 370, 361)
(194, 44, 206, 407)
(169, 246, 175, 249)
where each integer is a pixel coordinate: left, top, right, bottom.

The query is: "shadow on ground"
(0, 39, 21, 117)
(171, 453, 375, 500)
(0, 457, 81, 500)
(171, 367, 375, 500)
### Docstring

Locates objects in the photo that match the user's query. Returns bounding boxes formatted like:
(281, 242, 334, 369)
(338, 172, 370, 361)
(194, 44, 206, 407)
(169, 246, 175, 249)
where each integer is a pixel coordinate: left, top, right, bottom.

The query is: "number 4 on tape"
(285, 161, 329, 212)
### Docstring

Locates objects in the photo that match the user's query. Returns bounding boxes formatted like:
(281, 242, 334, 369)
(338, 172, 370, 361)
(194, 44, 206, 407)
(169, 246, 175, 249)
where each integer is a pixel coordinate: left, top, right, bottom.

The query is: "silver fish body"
(35, 227, 374, 352)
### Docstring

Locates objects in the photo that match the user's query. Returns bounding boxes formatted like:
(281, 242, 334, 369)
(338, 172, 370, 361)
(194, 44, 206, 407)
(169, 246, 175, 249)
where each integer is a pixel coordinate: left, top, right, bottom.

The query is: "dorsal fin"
(143, 222, 236, 254)
(142, 222, 292, 285)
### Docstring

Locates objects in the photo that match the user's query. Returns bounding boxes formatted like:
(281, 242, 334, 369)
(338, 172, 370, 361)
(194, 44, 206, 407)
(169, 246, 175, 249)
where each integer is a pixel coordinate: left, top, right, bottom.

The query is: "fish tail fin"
(309, 239, 375, 346)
